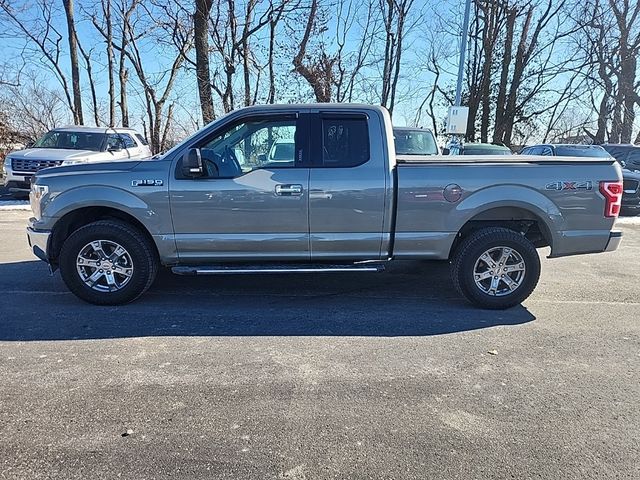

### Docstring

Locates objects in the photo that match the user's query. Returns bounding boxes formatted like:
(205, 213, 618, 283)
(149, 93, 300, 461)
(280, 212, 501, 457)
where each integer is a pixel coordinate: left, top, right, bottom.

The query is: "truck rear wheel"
(451, 227, 540, 309)
(59, 220, 158, 305)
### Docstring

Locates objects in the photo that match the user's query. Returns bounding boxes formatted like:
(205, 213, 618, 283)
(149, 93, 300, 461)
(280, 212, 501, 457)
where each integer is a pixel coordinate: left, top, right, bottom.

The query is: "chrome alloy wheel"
(76, 240, 134, 292)
(473, 246, 526, 297)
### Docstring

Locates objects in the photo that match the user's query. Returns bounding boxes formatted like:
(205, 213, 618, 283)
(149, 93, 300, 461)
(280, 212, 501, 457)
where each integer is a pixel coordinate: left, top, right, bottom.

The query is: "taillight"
(599, 181, 623, 217)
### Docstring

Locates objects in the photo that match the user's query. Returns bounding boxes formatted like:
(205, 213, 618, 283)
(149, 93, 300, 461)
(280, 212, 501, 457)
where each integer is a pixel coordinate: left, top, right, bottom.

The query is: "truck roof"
(53, 126, 140, 134)
(221, 103, 388, 115)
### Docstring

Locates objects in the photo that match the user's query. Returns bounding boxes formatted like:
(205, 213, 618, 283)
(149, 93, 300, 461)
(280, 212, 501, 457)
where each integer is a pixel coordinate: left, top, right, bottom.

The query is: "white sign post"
(446, 106, 469, 135)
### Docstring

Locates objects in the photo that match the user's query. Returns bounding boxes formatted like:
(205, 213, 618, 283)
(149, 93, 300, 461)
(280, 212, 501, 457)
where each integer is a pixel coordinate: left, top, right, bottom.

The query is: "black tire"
(451, 227, 540, 309)
(59, 220, 159, 305)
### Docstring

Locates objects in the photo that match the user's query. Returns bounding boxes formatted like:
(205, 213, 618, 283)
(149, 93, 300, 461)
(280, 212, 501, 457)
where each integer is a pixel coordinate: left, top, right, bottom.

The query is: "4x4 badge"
(545, 181, 592, 191)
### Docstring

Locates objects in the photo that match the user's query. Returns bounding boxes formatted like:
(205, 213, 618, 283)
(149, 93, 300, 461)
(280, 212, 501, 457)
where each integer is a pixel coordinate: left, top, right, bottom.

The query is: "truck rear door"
(308, 111, 390, 260)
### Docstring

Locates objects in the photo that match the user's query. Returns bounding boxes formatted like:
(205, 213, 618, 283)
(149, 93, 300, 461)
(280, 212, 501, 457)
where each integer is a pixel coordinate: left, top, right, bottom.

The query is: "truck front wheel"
(59, 220, 159, 305)
(451, 227, 540, 309)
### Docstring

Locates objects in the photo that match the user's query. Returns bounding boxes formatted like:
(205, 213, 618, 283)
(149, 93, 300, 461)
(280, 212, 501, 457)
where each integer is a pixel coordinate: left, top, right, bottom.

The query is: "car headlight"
(31, 183, 49, 200)
(30, 183, 48, 219)
(3, 156, 10, 167)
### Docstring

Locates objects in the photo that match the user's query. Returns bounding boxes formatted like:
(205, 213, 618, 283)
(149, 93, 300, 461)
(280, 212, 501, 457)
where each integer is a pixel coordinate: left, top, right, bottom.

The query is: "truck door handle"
(275, 184, 303, 196)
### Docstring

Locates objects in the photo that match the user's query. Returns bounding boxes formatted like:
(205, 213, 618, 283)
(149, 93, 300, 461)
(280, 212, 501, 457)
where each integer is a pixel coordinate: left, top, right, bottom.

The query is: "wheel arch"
(449, 205, 554, 259)
(49, 206, 159, 266)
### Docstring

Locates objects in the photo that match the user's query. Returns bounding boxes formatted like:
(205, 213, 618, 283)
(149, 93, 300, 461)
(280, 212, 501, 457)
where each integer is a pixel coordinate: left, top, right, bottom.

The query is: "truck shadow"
(0, 260, 536, 341)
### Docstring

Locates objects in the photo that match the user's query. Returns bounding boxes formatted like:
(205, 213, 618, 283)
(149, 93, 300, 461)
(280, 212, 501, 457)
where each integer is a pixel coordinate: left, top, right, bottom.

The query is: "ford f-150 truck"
(26, 104, 623, 309)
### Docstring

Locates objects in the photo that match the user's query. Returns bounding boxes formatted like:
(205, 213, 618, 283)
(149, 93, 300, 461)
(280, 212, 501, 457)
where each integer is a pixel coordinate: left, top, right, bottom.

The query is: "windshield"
(555, 146, 610, 158)
(394, 129, 438, 155)
(33, 131, 105, 151)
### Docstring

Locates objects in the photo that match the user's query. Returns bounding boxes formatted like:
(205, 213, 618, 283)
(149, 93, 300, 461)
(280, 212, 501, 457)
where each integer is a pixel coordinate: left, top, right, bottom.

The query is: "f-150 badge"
(132, 179, 164, 186)
(545, 181, 592, 191)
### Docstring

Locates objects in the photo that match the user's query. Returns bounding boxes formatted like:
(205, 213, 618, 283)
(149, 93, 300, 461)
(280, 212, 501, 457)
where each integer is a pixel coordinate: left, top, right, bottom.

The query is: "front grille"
(11, 158, 64, 173)
(623, 179, 639, 193)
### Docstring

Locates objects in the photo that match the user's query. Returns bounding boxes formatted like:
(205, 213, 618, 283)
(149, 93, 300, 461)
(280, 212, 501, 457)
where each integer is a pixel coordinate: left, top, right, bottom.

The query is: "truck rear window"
(321, 116, 369, 167)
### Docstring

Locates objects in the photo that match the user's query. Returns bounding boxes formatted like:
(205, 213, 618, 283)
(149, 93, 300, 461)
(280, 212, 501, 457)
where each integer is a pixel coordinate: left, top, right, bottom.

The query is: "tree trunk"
(267, 16, 277, 103)
(292, 0, 333, 102)
(194, 0, 215, 124)
(493, 7, 515, 144)
(62, 0, 83, 125)
(104, 0, 116, 126)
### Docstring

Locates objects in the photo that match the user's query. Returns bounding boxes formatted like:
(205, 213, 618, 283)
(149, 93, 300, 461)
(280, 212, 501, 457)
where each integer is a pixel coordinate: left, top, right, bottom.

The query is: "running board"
(171, 263, 385, 275)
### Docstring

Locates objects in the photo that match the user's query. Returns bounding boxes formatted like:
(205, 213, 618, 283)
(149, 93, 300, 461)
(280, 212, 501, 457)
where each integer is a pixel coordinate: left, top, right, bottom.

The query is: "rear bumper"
(604, 231, 622, 252)
(550, 229, 622, 258)
(26, 227, 51, 262)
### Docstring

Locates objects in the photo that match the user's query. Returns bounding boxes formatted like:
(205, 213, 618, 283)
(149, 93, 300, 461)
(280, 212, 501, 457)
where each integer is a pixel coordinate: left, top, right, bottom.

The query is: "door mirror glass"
(182, 148, 204, 177)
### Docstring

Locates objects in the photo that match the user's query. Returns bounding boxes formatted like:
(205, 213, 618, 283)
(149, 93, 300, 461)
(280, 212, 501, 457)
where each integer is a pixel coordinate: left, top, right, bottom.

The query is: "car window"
(106, 134, 125, 150)
(463, 145, 511, 155)
(33, 131, 105, 151)
(119, 134, 137, 149)
(541, 147, 553, 156)
(554, 146, 610, 158)
(270, 142, 295, 161)
(394, 129, 438, 155)
(135, 134, 149, 146)
(320, 116, 369, 167)
(198, 117, 298, 178)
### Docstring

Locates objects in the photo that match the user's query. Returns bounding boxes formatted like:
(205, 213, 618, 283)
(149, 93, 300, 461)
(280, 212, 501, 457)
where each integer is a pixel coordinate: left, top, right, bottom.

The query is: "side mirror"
(442, 147, 450, 155)
(108, 144, 123, 153)
(257, 153, 267, 163)
(182, 148, 204, 177)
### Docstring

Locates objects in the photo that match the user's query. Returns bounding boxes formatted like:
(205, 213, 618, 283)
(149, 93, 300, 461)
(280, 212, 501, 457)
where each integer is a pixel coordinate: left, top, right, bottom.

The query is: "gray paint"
(27, 104, 622, 269)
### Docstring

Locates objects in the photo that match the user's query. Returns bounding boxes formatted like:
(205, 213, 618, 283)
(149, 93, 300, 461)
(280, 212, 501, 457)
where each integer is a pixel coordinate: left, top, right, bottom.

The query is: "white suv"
(3, 126, 151, 197)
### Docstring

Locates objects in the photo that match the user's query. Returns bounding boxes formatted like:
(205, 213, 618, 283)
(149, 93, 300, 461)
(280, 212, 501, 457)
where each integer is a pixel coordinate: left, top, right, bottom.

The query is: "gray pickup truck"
(27, 104, 623, 309)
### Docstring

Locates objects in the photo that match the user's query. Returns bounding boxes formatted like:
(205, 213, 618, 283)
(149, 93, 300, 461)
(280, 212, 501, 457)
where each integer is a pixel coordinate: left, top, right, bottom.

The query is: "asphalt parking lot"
(1, 209, 639, 479)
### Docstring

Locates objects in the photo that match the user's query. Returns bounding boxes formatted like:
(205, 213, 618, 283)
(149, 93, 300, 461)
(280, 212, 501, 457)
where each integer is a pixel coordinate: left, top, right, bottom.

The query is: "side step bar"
(171, 263, 385, 275)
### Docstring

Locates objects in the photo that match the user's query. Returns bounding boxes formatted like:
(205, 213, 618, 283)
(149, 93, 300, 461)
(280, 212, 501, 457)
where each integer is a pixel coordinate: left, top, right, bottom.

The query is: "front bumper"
(4, 168, 33, 192)
(604, 231, 622, 252)
(27, 227, 51, 262)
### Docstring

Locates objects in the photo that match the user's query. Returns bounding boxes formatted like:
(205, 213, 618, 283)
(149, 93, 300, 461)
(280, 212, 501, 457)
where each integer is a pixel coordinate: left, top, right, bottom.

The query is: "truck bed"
(396, 154, 617, 165)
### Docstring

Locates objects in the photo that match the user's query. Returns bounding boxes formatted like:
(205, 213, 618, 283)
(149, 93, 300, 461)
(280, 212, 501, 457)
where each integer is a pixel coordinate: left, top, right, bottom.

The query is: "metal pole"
(454, 0, 472, 107)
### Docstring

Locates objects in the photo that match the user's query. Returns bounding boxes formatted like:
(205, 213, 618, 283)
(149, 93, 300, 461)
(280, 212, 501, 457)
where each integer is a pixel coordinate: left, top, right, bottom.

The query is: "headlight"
(31, 183, 49, 200)
(30, 184, 48, 219)
(3, 156, 10, 167)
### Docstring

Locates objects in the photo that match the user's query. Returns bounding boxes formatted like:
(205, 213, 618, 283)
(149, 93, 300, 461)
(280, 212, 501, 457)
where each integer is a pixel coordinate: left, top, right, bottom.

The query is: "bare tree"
(0, 0, 78, 120)
(292, 0, 335, 102)
(194, 0, 214, 123)
(0, 71, 71, 142)
(380, 0, 415, 114)
(573, 0, 640, 144)
(62, 0, 83, 124)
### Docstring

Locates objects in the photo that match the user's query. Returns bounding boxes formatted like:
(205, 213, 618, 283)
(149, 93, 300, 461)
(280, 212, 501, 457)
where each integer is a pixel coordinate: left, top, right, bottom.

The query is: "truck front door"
(169, 114, 311, 262)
